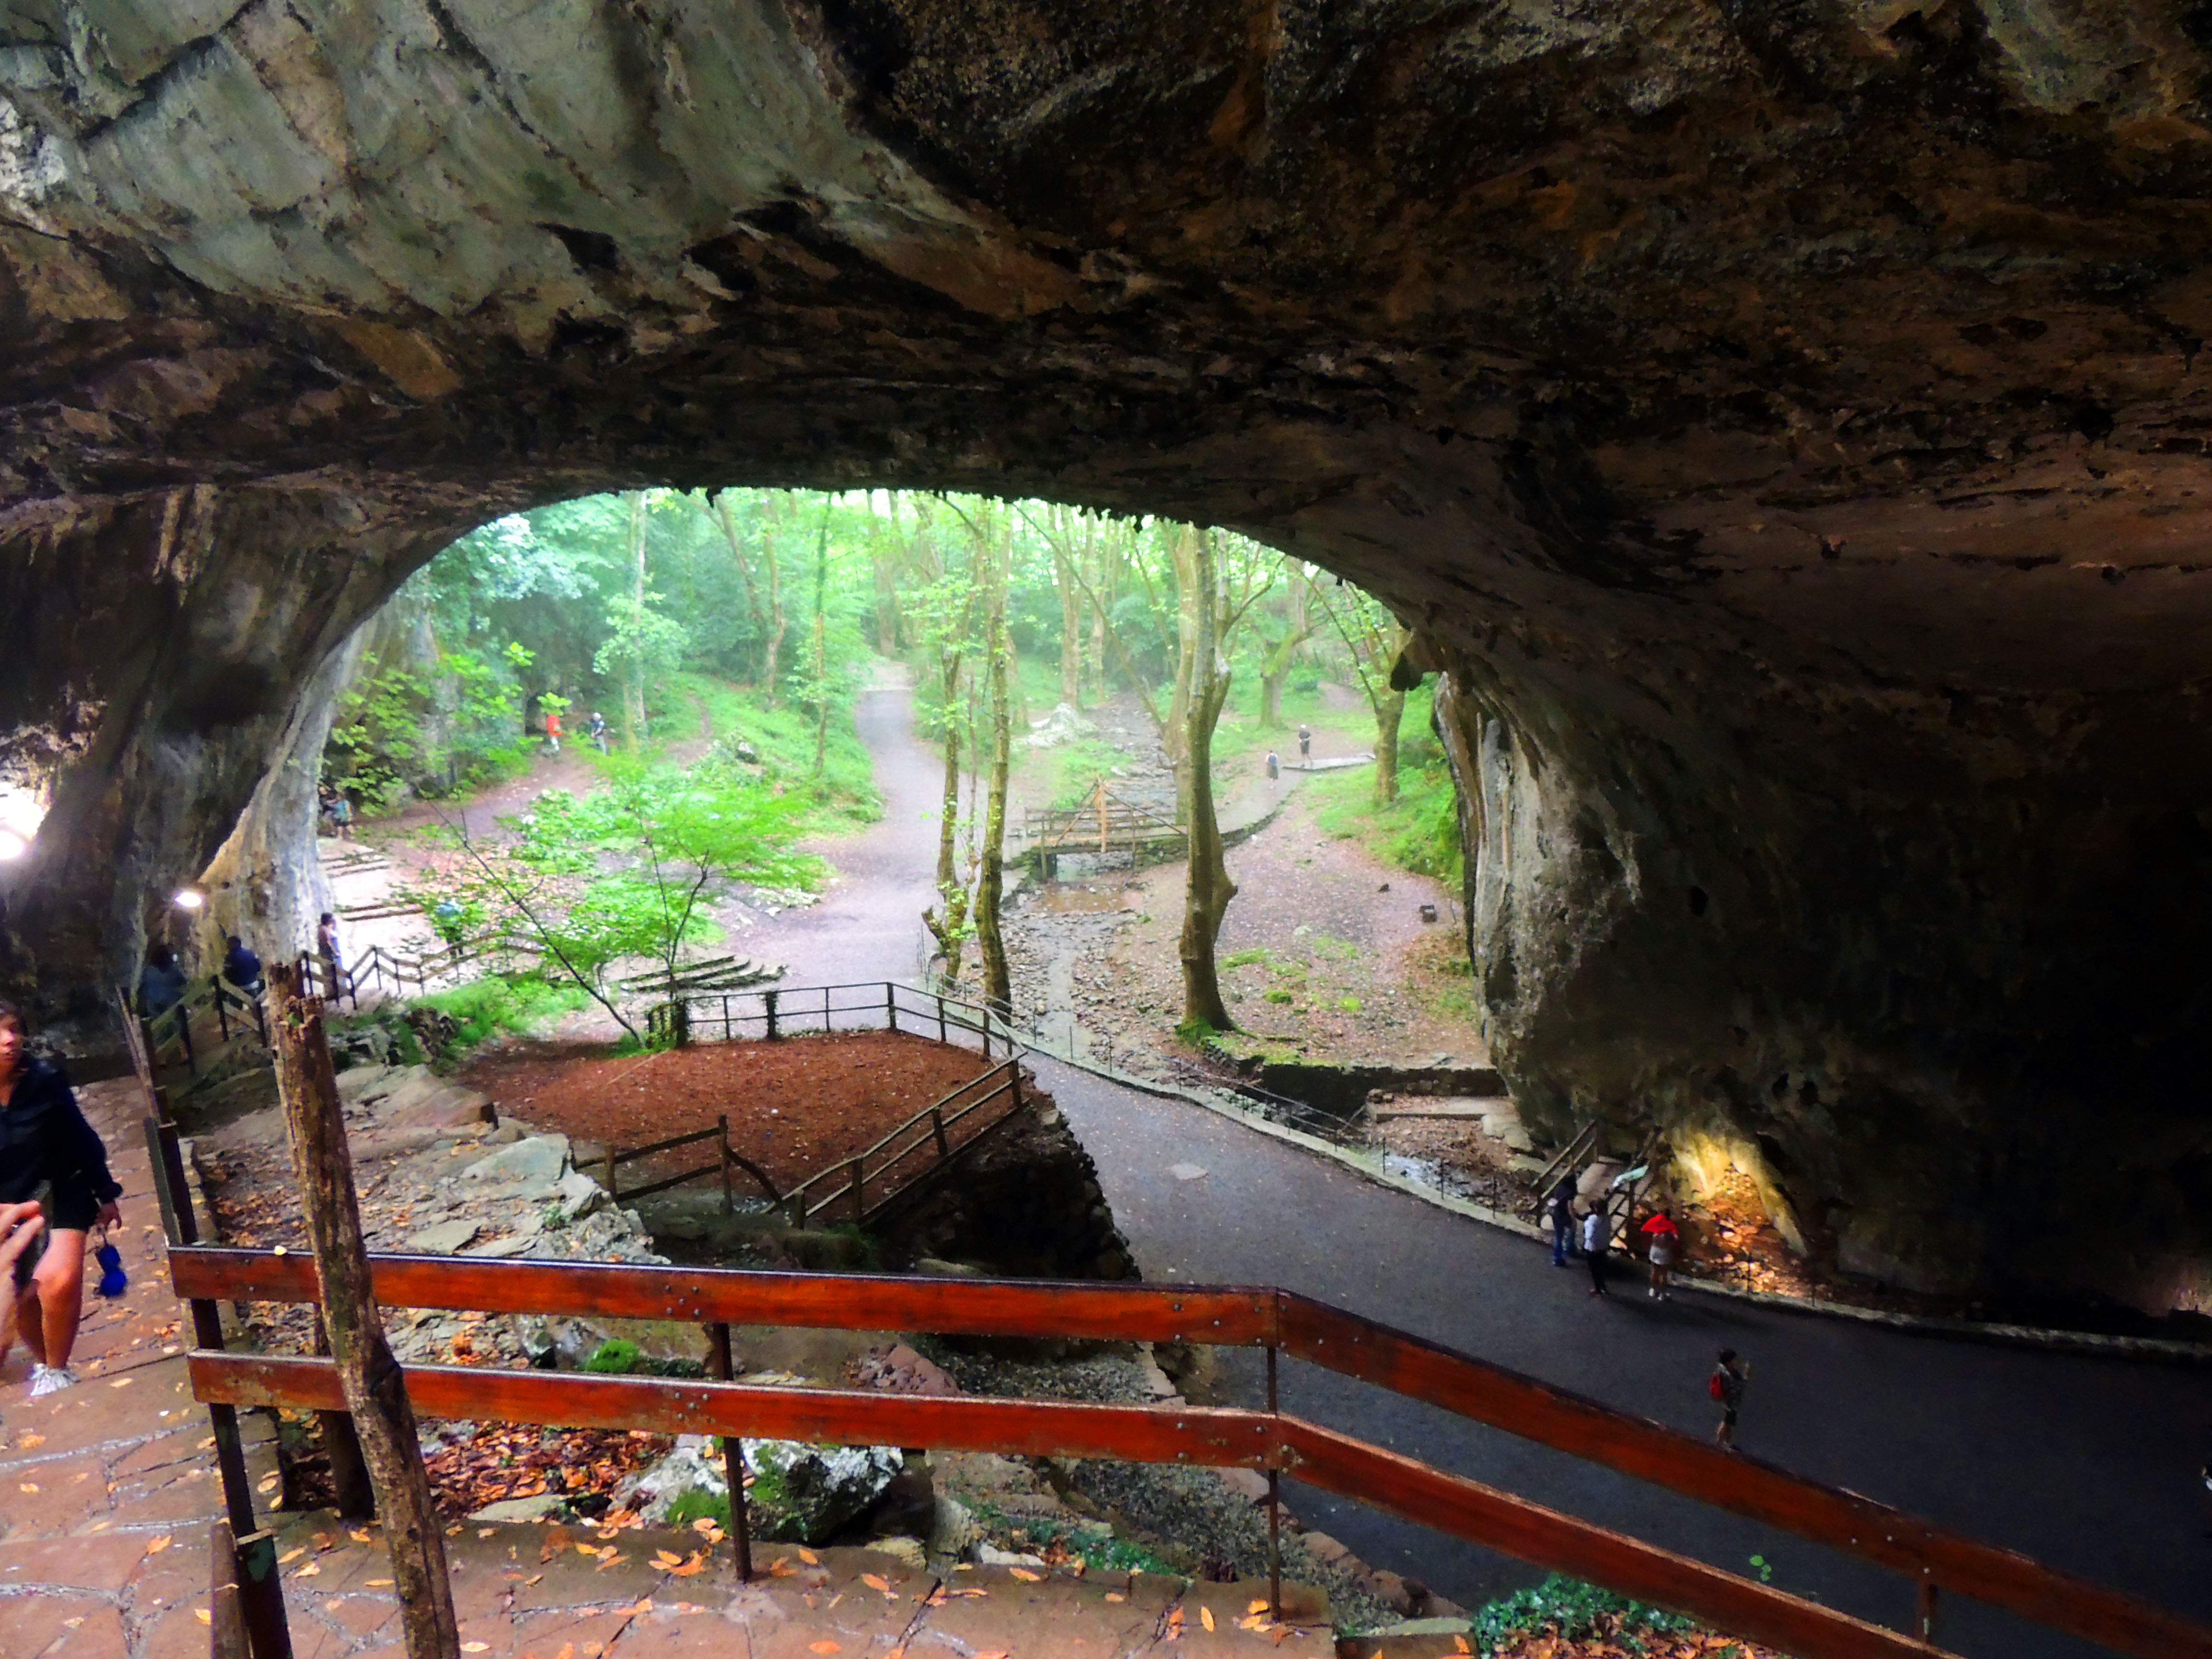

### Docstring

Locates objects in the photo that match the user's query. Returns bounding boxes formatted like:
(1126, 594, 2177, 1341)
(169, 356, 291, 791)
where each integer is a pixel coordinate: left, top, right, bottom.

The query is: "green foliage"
(584, 1339, 641, 1374)
(1336, 995, 1362, 1012)
(1264, 988, 1296, 1005)
(411, 974, 586, 1051)
(1221, 948, 1272, 969)
(1037, 737, 1130, 810)
(1309, 749, 1465, 888)
(663, 1489, 731, 1531)
(1466, 1574, 1695, 1657)
(683, 674, 880, 830)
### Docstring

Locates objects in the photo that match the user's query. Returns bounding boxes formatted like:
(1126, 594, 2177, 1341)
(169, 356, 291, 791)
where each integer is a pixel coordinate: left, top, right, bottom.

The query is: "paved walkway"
(0, 1077, 281, 1659)
(1036, 1055, 2212, 1659)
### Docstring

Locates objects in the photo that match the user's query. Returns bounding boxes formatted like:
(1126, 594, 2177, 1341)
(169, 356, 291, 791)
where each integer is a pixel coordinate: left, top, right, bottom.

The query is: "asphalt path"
(1036, 1056, 2212, 1659)
(774, 667, 2209, 1659)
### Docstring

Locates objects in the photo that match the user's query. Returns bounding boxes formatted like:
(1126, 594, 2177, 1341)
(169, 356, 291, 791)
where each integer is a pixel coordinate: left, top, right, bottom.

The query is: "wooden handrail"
(167, 1246, 2212, 1659)
(185, 1351, 1958, 1659)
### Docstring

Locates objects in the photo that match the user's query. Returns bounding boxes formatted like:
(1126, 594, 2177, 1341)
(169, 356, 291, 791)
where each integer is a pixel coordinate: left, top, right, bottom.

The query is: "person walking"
(138, 944, 186, 1019)
(1297, 724, 1311, 762)
(542, 705, 563, 755)
(1711, 1348, 1750, 1449)
(329, 788, 353, 841)
(589, 709, 609, 754)
(1546, 1172, 1578, 1267)
(316, 911, 349, 1004)
(0, 1000, 123, 1397)
(1265, 750, 1280, 781)
(1583, 1202, 1612, 1297)
(1641, 1204, 1681, 1300)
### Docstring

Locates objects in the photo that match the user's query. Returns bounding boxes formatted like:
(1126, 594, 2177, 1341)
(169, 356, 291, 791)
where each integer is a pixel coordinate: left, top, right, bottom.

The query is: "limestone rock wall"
(3, 0, 2212, 1301)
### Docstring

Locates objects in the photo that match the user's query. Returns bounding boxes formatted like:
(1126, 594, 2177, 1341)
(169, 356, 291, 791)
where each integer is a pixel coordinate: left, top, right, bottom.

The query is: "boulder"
(746, 1440, 904, 1545)
(404, 1219, 481, 1254)
(613, 1435, 727, 1525)
(461, 1135, 570, 1187)
(469, 1494, 567, 1524)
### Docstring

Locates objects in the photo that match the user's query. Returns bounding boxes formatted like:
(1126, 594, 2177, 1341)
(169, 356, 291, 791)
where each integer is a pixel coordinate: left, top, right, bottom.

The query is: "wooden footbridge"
(1022, 778, 1187, 874)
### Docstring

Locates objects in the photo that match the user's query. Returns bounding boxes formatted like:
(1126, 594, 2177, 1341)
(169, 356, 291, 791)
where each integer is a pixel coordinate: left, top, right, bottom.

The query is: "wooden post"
(848, 1157, 865, 1223)
(311, 1310, 375, 1519)
(146, 1114, 294, 1659)
(704, 1324, 753, 1581)
(980, 1004, 991, 1059)
(268, 966, 459, 1659)
(765, 988, 779, 1040)
(1917, 1575, 1939, 1642)
(209, 1517, 249, 1659)
(718, 1116, 733, 1217)
(931, 1106, 950, 1158)
(1098, 780, 1109, 854)
(1009, 1063, 1023, 1107)
(216, 976, 231, 1042)
(937, 995, 947, 1044)
(604, 1145, 618, 1206)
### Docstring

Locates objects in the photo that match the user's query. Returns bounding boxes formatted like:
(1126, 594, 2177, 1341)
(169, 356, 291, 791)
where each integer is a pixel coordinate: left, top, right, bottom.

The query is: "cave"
(3, 1, 2210, 1312)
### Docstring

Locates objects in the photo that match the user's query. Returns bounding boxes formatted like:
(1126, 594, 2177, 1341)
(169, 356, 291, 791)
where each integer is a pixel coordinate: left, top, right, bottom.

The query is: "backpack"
(1707, 1370, 1727, 1402)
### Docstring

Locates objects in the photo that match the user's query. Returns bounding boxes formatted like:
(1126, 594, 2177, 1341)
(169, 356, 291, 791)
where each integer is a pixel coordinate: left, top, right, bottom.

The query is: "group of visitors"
(317, 780, 353, 840)
(1547, 1173, 1682, 1301)
(1545, 1170, 1754, 1446)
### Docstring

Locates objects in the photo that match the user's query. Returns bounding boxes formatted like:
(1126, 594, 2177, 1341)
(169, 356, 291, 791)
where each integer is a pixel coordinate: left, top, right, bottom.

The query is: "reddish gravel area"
(459, 1029, 1009, 1193)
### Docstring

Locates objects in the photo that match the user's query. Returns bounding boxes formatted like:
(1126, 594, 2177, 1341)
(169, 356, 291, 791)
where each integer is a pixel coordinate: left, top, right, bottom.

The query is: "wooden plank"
(192, 1353, 1278, 1467)
(1279, 1298, 2212, 1659)
(1280, 1419, 1952, 1659)
(611, 1126, 723, 1164)
(168, 1249, 1280, 1346)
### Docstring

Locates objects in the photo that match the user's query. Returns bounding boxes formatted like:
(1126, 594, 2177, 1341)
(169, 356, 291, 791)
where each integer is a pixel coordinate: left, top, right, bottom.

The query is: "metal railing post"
(980, 1004, 991, 1059)
(848, 1157, 865, 1224)
(886, 982, 897, 1033)
(937, 995, 947, 1043)
(823, 984, 831, 1033)
(931, 1106, 950, 1159)
(719, 1116, 733, 1217)
(765, 988, 779, 1041)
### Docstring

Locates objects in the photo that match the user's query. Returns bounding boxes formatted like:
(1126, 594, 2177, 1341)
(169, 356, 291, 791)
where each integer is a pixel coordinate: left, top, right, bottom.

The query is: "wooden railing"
(661, 979, 1025, 1058)
(1022, 779, 1186, 861)
(167, 1243, 2212, 1659)
(599, 1058, 1027, 1230)
(779, 1058, 1023, 1227)
(133, 973, 270, 1079)
(597, 1115, 784, 1210)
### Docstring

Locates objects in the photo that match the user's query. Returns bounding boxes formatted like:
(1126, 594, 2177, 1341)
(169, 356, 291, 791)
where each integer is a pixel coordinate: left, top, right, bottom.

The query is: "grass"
(412, 974, 588, 1051)
(1307, 735, 1464, 886)
(1035, 734, 1131, 809)
(679, 671, 882, 830)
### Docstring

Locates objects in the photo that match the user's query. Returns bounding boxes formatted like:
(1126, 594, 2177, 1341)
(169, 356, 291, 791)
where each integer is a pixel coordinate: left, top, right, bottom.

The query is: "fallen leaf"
(367, 1580, 395, 1587)
(809, 1644, 842, 1655)
(651, 1551, 683, 1570)
(557, 1647, 574, 1659)
(478, 1528, 496, 1539)
(277, 1549, 306, 1565)
(18, 1435, 44, 1448)
(17, 1484, 36, 1495)
(797, 1547, 819, 1565)
(1105, 1592, 1126, 1602)
(628, 1599, 653, 1615)
(462, 1645, 490, 1653)
(1201, 1607, 1215, 1632)
(295, 1563, 321, 1579)
(594, 1553, 629, 1572)
(1248, 1599, 1270, 1615)
(109, 1377, 132, 1388)
(351, 1529, 372, 1544)
(194, 1610, 212, 1625)
(1009, 1567, 1041, 1582)
(862, 1573, 891, 1595)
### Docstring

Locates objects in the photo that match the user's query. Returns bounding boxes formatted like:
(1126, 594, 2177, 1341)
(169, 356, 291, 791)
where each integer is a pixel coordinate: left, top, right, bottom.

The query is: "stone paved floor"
(3, 1078, 1345, 1659)
(0, 1077, 282, 1659)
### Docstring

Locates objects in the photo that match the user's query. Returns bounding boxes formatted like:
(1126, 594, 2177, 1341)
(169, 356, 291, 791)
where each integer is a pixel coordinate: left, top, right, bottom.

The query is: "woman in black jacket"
(0, 998, 122, 1397)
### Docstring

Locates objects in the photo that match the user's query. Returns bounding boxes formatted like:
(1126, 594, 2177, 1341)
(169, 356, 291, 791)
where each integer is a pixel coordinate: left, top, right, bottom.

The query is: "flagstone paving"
(3, 1078, 1345, 1659)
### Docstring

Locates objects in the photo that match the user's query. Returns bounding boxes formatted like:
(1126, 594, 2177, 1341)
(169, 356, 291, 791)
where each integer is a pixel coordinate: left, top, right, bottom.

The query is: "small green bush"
(1336, 995, 1362, 1013)
(583, 1339, 641, 1374)
(412, 974, 587, 1053)
(1264, 988, 1295, 1005)
(1221, 948, 1272, 969)
(1467, 1574, 1695, 1656)
(664, 1489, 731, 1531)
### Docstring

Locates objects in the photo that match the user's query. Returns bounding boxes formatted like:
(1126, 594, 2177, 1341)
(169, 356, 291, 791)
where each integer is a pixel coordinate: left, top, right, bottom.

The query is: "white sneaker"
(28, 1364, 76, 1398)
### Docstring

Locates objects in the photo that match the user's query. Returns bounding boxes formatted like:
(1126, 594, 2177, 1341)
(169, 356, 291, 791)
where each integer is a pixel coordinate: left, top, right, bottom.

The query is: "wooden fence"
(164, 1233, 2212, 1659)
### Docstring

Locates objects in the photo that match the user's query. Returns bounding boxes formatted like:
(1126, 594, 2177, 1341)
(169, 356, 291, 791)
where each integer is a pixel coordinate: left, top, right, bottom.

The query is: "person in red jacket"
(1640, 1205, 1681, 1301)
(542, 705, 563, 755)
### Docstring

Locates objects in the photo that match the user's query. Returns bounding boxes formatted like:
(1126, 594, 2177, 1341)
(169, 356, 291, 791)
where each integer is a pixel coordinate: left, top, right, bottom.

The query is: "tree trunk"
(974, 620, 1013, 1013)
(761, 502, 786, 706)
(924, 655, 969, 983)
(623, 490, 647, 750)
(709, 492, 773, 683)
(1166, 524, 1201, 822)
(1178, 529, 1237, 1034)
(811, 513, 830, 778)
(1054, 534, 1082, 708)
(1373, 685, 1406, 807)
(871, 520, 901, 657)
(269, 969, 457, 1659)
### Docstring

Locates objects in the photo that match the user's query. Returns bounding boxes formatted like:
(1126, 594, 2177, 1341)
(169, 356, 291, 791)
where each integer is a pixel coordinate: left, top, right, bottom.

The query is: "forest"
(324, 489, 1461, 1034)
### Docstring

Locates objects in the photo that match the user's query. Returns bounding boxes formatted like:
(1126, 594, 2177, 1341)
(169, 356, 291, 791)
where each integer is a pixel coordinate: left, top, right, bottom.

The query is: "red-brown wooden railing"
(168, 1246, 2211, 1659)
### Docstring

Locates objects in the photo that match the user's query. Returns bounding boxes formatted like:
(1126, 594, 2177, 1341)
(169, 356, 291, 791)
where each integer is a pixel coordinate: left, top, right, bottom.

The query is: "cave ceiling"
(4, 0, 2212, 1302)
